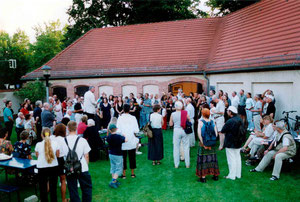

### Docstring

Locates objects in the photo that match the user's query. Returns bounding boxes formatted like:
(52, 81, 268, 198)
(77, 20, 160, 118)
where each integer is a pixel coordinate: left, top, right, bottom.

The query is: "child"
(106, 123, 127, 188)
(13, 130, 32, 159)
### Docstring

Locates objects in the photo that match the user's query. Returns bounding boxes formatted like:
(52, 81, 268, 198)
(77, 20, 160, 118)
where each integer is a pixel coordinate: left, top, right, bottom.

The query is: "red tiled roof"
(24, 0, 300, 79)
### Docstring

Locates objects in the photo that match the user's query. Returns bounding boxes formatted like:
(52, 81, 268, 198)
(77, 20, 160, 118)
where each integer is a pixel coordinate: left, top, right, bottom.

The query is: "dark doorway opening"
(52, 87, 67, 102)
(76, 86, 89, 97)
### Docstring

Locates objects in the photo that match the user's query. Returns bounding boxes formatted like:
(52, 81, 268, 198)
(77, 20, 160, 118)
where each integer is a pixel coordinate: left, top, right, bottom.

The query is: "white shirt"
(24, 120, 32, 130)
(35, 139, 59, 168)
(117, 113, 139, 150)
(136, 98, 142, 105)
(215, 100, 225, 115)
(246, 98, 255, 110)
(264, 123, 274, 140)
(16, 117, 24, 128)
(232, 95, 240, 109)
(84, 90, 97, 114)
(162, 108, 167, 117)
(62, 135, 91, 172)
(150, 113, 162, 129)
(55, 136, 67, 157)
(186, 103, 195, 120)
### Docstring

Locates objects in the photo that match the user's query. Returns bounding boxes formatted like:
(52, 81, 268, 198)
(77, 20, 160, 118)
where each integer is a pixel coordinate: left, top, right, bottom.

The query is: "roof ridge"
(93, 17, 220, 31)
(23, 29, 95, 78)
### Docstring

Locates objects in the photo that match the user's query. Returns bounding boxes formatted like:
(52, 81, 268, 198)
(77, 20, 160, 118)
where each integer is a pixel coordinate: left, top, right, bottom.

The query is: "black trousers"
(84, 112, 95, 120)
(36, 124, 42, 142)
(15, 127, 24, 141)
(67, 172, 92, 202)
(122, 149, 136, 170)
(4, 121, 13, 140)
(38, 166, 58, 202)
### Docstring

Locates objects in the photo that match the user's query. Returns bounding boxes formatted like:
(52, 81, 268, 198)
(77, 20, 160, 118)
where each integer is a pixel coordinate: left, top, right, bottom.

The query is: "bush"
(15, 80, 46, 103)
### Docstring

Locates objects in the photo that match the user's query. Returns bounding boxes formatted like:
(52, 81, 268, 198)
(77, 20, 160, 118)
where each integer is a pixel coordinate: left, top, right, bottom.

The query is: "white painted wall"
(0, 91, 23, 116)
(143, 85, 159, 95)
(209, 70, 300, 120)
(122, 85, 137, 98)
(99, 86, 113, 96)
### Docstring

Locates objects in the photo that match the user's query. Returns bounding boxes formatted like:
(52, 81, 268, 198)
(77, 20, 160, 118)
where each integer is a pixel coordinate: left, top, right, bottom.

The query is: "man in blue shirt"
(143, 93, 152, 124)
(41, 103, 55, 131)
(3, 100, 14, 140)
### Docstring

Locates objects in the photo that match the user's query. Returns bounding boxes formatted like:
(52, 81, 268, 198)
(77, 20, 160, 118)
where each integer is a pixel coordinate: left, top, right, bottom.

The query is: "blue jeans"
(109, 154, 123, 176)
(140, 112, 147, 128)
(246, 110, 254, 130)
(67, 172, 92, 202)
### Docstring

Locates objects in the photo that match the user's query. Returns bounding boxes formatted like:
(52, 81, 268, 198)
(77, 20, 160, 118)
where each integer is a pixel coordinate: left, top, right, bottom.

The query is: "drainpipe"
(203, 71, 210, 95)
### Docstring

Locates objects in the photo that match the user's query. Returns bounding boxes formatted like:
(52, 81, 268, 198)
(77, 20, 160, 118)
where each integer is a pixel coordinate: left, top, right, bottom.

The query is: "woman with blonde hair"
(35, 127, 60, 202)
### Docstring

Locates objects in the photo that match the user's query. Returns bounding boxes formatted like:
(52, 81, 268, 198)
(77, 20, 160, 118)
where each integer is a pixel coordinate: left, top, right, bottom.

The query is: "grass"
(1, 128, 300, 201)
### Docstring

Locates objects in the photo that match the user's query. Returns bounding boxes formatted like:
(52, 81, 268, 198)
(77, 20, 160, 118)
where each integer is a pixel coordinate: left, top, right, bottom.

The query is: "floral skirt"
(196, 146, 220, 177)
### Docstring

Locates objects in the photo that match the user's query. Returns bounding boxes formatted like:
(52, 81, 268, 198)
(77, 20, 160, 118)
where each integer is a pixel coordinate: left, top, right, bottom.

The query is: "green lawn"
(1, 129, 300, 201)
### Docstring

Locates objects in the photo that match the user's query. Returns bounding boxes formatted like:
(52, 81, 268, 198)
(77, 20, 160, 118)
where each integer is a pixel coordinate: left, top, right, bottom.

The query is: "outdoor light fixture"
(41, 65, 51, 102)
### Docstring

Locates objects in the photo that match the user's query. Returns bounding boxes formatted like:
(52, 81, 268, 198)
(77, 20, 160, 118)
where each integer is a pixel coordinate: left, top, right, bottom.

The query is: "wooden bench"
(0, 184, 20, 202)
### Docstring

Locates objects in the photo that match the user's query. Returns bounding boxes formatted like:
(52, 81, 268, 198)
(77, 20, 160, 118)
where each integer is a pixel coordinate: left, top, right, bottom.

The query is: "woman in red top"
(77, 115, 88, 135)
(20, 103, 29, 116)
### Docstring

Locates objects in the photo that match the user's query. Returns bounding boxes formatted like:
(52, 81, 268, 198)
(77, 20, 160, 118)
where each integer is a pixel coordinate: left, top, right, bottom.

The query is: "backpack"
(64, 137, 82, 177)
(233, 119, 247, 147)
(201, 120, 217, 146)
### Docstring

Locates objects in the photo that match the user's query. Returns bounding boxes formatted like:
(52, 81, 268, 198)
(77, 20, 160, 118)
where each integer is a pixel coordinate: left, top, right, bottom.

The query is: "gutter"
(205, 63, 300, 74)
(21, 71, 205, 81)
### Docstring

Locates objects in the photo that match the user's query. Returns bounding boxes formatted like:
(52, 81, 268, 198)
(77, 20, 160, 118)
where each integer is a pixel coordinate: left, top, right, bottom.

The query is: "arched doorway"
(168, 82, 203, 95)
(52, 86, 67, 102)
(75, 86, 89, 97)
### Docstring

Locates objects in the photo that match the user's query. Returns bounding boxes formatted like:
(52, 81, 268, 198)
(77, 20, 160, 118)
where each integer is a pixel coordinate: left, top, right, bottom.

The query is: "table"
(0, 157, 37, 182)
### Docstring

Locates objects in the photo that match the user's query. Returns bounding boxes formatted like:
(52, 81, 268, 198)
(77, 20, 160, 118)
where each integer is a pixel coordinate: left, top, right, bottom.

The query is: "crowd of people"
(0, 86, 297, 201)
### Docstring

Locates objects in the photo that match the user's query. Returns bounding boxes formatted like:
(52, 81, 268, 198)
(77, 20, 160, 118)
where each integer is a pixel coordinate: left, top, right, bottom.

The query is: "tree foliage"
(15, 80, 46, 103)
(64, 0, 208, 47)
(206, 0, 260, 16)
(30, 20, 67, 71)
(0, 30, 31, 88)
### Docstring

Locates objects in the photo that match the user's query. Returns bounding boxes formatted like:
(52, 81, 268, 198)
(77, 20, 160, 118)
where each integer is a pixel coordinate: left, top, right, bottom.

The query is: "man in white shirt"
(251, 121, 296, 181)
(186, 98, 195, 147)
(62, 121, 92, 202)
(117, 104, 139, 178)
(84, 86, 97, 120)
(231, 91, 240, 109)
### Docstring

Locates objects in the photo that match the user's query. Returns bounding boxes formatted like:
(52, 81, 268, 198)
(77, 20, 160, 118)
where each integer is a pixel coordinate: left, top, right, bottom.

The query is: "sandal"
(131, 174, 136, 178)
(156, 162, 161, 165)
(120, 175, 126, 179)
(152, 162, 156, 166)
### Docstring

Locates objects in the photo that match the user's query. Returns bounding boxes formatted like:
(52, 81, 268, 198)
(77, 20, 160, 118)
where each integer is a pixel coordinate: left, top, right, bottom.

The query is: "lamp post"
(41, 65, 51, 102)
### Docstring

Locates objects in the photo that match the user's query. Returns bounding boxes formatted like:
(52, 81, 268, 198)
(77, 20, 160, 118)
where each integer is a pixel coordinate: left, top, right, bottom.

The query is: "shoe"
(245, 161, 252, 166)
(212, 176, 218, 181)
(116, 180, 121, 186)
(109, 182, 118, 188)
(270, 176, 279, 181)
(249, 169, 257, 172)
(136, 151, 142, 155)
(120, 175, 126, 179)
(197, 178, 206, 183)
(131, 174, 136, 178)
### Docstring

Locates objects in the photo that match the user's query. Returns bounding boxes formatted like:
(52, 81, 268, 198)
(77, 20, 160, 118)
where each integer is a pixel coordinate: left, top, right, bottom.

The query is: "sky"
(0, 0, 210, 42)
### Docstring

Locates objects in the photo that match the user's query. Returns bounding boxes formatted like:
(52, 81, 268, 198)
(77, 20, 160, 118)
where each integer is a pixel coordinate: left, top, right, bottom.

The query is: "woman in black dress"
(148, 105, 164, 165)
(114, 96, 123, 118)
(100, 98, 111, 129)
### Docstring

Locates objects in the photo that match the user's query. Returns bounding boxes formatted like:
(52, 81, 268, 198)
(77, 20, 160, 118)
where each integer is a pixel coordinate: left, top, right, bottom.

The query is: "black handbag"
(185, 121, 193, 134)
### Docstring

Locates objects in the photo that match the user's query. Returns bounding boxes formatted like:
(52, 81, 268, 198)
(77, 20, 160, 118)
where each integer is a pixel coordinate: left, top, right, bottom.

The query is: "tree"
(64, 0, 207, 47)
(0, 30, 31, 89)
(30, 20, 67, 71)
(206, 0, 260, 16)
(15, 80, 46, 103)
